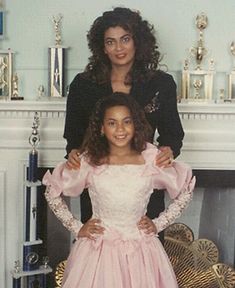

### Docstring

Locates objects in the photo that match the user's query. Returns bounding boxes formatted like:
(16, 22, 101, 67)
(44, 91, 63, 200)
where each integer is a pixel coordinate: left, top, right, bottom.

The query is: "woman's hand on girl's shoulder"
(155, 146, 174, 168)
(66, 149, 81, 170)
(78, 219, 105, 240)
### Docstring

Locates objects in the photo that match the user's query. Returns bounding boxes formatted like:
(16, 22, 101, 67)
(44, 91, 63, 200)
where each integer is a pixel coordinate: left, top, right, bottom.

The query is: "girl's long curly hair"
(84, 7, 161, 84)
(81, 92, 153, 166)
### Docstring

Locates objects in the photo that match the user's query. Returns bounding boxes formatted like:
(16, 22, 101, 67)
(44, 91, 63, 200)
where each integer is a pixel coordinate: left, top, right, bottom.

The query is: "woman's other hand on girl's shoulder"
(155, 146, 174, 168)
(78, 219, 105, 240)
(66, 149, 81, 170)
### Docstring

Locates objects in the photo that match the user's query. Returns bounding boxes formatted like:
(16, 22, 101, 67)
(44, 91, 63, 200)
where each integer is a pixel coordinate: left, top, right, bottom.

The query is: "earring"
(100, 131, 104, 137)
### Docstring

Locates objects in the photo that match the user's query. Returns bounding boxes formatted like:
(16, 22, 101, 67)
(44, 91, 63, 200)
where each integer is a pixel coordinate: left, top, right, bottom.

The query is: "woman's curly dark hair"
(84, 7, 161, 84)
(81, 92, 153, 166)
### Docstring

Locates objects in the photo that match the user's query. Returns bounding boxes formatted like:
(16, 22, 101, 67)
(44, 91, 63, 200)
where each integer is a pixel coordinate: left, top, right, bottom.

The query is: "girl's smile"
(101, 105, 135, 151)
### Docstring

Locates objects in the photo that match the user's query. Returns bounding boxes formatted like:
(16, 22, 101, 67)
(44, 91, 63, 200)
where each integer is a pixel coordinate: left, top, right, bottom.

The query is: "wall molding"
(0, 171, 6, 285)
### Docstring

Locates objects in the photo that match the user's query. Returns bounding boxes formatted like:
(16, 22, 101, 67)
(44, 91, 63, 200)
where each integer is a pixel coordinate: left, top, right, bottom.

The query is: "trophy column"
(48, 14, 68, 97)
(228, 41, 235, 101)
(0, 49, 13, 100)
(48, 46, 67, 97)
(11, 113, 52, 288)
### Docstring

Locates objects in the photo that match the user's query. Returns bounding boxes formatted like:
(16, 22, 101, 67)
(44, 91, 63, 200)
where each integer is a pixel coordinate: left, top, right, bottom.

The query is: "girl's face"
(104, 26, 136, 68)
(101, 105, 135, 151)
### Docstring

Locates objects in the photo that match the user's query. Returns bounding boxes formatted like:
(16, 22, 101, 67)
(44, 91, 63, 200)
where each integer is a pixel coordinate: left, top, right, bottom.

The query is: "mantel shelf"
(1, 99, 235, 114)
(0, 99, 66, 112)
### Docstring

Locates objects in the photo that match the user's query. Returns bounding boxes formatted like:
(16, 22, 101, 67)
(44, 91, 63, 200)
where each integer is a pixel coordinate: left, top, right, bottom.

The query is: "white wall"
(1, 0, 235, 99)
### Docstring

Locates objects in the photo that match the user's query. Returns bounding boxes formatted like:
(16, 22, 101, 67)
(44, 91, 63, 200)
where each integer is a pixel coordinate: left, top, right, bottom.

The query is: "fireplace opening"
(173, 169, 235, 268)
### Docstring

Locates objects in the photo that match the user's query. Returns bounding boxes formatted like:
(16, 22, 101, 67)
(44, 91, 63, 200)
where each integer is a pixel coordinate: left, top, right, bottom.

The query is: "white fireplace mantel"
(0, 99, 235, 287)
(0, 99, 235, 168)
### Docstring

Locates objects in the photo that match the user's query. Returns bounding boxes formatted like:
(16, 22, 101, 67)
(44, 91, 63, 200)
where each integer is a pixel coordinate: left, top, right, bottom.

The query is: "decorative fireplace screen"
(164, 223, 235, 288)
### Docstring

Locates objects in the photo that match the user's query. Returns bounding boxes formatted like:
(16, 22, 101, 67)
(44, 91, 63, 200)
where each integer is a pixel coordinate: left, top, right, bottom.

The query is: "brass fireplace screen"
(164, 223, 235, 288)
(55, 223, 235, 288)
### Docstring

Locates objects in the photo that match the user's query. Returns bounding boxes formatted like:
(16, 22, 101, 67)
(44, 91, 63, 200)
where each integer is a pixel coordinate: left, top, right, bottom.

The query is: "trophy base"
(11, 97, 24, 100)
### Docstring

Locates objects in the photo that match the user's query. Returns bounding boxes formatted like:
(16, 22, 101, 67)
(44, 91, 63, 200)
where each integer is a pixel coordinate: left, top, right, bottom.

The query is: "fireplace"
(0, 99, 235, 287)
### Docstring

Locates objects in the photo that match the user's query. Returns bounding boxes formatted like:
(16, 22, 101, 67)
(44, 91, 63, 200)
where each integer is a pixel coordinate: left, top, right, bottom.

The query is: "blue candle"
(0, 11, 3, 37)
(28, 149, 38, 182)
(12, 278, 21, 288)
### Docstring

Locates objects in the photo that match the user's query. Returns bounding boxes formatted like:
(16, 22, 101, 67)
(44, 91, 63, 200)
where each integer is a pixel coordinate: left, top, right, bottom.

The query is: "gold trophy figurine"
(52, 14, 63, 47)
(190, 13, 208, 70)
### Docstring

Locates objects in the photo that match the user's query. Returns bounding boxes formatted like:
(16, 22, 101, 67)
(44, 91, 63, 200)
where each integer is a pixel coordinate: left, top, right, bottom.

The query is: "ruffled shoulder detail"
(42, 156, 93, 198)
(141, 143, 161, 176)
(141, 142, 195, 200)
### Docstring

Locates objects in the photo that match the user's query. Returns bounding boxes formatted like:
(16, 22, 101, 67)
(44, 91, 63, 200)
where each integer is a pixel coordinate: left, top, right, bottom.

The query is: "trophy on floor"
(48, 14, 68, 97)
(181, 13, 215, 102)
(228, 41, 235, 101)
(11, 113, 52, 288)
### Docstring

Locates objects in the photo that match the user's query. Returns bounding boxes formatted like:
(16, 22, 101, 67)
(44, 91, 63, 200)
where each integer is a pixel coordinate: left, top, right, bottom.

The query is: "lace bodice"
(43, 143, 195, 239)
(89, 165, 153, 238)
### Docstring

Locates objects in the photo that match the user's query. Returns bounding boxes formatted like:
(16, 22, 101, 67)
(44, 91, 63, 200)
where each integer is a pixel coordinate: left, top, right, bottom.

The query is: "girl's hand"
(138, 216, 157, 235)
(66, 149, 81, 170)
(155, 146, 174, 168)
(78, 219, 105, 240)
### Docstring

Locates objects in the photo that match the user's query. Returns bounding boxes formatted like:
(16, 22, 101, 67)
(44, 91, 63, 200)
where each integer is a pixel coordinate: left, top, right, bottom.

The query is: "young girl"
(43, 93, 195, 288)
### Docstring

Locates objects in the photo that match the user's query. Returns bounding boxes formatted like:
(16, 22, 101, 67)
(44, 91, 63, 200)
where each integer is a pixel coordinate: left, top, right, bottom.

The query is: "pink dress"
(43, 143, 195, 288)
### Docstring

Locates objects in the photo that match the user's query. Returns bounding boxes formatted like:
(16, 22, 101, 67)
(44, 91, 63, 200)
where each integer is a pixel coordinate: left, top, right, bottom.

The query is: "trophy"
(181, 13, 214, 102)
(0, 49, 14, 100)
(11, 72, 24, 100)
(11, 113, 52, 288)
(190, 13, 208, 70)
(48, 14, 68, 97)
(228, 41, 235, 101)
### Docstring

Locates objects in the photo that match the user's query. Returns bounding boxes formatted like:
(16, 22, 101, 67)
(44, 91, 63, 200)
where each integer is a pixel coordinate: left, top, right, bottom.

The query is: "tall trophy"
(181, 13, 214, 102)
(228, 41, 235, 101)
(48, 14, 68, 97)
(11, 113, 52, 288)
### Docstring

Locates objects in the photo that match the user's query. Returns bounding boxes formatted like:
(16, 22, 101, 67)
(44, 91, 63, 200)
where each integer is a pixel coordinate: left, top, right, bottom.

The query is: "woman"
(64, 7, 184, 240)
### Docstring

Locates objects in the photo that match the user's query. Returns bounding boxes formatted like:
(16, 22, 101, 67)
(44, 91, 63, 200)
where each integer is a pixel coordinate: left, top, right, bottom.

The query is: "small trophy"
(228, 41, 235, 101)
(42, 256, 49, 269)
(181, 13, 214, 102)
(48, 14, 68, 97)
(11, 72, 24, 100)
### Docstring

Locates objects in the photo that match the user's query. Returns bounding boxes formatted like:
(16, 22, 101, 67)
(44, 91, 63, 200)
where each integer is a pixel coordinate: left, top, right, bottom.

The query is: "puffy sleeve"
(42, 157, 91, 237)
(142, 143, 196, 234)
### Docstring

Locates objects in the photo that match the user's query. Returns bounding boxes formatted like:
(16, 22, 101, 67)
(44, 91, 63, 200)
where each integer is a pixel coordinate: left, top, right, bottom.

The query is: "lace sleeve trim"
(153, 176, 195, 233)
(45, 186, 83, 237)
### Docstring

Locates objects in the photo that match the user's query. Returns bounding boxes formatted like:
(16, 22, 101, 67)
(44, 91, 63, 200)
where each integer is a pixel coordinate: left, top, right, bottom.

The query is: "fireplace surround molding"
(0, 99, 235, 286)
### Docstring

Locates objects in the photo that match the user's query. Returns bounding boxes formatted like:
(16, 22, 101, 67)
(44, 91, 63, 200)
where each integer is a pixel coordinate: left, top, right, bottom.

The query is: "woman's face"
(104, 26, 136, 68)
